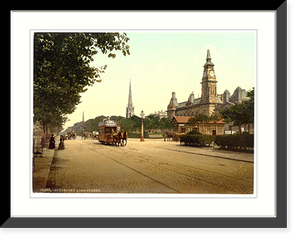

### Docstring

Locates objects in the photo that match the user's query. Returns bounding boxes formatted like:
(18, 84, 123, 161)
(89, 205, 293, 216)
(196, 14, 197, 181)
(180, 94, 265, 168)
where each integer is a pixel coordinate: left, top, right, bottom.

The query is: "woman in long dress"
(48, 134, 55, 149)
(58, 135, 65, 150)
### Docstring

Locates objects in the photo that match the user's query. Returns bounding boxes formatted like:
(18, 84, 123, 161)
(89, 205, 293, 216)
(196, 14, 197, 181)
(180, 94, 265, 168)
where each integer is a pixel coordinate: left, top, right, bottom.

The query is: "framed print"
(5, 2, 287, 228)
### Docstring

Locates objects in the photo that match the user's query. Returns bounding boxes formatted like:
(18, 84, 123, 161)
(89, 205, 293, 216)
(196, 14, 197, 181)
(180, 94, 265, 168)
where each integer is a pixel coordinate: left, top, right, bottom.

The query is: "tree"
(121, 118, 133, 133)
(245, 87, 255, 132)
(144, 115, 160, 133)
(34, 32, 130, 134)
(130, 115, 142, 132)
(220, 103, 249, 135)
(159, 117, 173, 130)
(188, 113, 209, 124)
(220, 88, 254, 134)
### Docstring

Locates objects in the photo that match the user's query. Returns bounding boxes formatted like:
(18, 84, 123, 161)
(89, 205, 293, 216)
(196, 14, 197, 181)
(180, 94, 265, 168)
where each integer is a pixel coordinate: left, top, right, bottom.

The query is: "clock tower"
(200, 49, 219, 115)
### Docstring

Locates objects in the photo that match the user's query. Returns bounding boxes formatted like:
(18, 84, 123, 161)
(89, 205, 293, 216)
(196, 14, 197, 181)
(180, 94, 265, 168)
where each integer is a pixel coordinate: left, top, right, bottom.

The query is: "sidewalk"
(32, 148, 55, 192)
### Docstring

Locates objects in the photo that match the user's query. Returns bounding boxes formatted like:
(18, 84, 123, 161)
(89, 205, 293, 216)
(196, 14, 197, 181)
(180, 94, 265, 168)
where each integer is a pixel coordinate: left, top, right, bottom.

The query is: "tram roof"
(98, 120, 118, 127)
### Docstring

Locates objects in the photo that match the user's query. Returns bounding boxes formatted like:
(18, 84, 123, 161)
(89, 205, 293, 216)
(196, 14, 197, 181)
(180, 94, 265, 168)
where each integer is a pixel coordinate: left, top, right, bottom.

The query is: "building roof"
(207, 49, 211, 59)
(204, 61, 214, 67)
(203, 49, 214, 66)
(206, 119, 226, 124)
(173, 116, 192, 123)
(193, 97, 201, 105)
(172, 116, 225, 124)
(178, 101, 188, 108)
(98, 120, 118, 127)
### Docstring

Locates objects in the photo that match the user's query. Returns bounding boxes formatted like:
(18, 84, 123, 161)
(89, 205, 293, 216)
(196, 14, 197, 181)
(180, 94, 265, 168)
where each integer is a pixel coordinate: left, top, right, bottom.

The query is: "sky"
(63, 31, 255, 130)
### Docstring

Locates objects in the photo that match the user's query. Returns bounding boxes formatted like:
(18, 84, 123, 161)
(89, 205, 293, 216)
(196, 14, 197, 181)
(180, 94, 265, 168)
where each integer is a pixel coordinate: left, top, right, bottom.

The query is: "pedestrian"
(41, 134, 46, 148)
(58, 135, 65, 150)
(48, 134, 55, 149)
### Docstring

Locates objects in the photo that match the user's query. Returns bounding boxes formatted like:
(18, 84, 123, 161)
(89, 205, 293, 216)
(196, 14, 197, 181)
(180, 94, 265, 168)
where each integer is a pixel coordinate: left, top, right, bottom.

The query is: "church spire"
(128, 80, 133, 107)
(126, 80, 135, 118)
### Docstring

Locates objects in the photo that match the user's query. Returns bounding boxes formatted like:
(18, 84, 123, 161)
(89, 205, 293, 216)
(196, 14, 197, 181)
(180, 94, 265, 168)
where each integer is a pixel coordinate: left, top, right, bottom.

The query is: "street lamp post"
(140, 110, 145, 142)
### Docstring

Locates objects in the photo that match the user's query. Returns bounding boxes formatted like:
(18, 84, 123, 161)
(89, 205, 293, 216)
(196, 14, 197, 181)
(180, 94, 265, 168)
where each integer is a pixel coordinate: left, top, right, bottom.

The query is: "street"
(41, 138, 254, 194)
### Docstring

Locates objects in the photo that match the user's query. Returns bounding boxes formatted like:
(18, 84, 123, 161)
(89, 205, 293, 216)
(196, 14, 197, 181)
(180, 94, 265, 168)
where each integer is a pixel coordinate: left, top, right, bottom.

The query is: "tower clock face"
(209, 70, 214, 77)
(203, 71, 207, 77)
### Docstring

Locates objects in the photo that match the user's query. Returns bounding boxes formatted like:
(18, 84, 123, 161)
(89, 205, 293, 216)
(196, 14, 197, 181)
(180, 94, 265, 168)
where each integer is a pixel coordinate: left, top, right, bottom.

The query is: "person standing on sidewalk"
(48, 134, 55, 149)
(58, 135, 65, 150)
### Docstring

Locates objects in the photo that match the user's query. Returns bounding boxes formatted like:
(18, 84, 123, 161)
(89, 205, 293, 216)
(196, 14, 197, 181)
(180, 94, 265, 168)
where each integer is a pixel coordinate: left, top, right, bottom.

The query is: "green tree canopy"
(220, 87, 254, 134)
(159, 117, 173, 130)
(34, 32, 130, 133)
(187, 113, 222, 125)
(144, 115, 160, 132)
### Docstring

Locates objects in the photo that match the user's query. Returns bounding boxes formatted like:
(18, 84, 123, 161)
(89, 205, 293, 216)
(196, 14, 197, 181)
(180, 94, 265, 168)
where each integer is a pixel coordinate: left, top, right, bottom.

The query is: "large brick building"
(167, 50, 250, 119)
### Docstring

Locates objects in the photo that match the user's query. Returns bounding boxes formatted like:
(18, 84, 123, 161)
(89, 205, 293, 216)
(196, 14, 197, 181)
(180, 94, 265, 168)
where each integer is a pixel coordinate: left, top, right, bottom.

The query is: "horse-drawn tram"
(98, 120, 127, 146)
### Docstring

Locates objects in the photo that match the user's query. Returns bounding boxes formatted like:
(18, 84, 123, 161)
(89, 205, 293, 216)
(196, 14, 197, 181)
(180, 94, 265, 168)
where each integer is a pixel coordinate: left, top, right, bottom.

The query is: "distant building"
(167, 49, 250, 118)
(126, 81, 135, 118)
(215, 86, 250, 116)
(150, 110, 168, 119)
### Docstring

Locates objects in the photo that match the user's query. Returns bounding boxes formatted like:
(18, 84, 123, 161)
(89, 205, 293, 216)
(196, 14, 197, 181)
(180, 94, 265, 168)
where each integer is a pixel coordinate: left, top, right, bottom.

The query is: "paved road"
(45, 139, 254, 194)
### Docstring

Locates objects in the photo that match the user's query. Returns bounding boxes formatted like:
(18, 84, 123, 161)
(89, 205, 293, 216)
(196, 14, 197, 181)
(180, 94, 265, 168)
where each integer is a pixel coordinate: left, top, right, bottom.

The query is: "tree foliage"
(214, 133, 254, 150)
(220, 88, 254, 134)
(180, 133, 213, 147)
(187, 113, 222, 125)
(34, 32, 130, 133)
(67, 114, 173, 135)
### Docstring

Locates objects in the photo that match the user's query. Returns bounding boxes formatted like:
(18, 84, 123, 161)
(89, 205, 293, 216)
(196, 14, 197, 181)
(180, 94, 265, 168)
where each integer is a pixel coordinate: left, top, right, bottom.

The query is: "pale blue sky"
(64, 31, 255, 129)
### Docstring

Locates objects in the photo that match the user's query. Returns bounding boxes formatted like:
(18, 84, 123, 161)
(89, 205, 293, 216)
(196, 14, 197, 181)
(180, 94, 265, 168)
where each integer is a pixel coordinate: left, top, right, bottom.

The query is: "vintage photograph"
(32, 32, 255, 194)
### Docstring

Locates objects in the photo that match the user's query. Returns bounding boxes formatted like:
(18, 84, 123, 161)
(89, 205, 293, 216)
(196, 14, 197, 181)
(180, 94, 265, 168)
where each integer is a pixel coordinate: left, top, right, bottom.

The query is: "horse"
(173, 133, 181, 142)
(165, 132, 181, 142)
(112, 131, 123, 146)
(112, 132, 119, 146)
(117, 131, 122, 146)
(165, 131, 174, 141)
(121, 131, 127, 146)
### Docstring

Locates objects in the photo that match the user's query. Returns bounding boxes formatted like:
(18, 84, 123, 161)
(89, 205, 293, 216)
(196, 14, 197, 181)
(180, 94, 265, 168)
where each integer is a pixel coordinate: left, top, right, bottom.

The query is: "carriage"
(98, 120, 127, 146)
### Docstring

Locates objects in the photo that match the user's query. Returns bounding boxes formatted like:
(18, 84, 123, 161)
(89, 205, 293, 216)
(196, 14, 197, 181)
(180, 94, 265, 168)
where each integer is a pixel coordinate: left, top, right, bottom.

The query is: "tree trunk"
(239, 125, 242, 135)
(43, 122, 46, 135)
(46, 123, 48, 135)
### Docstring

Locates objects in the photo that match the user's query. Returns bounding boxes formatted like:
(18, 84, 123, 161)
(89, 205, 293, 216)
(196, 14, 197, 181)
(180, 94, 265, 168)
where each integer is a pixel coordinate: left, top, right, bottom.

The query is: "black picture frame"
(1, 1, 289, 228)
